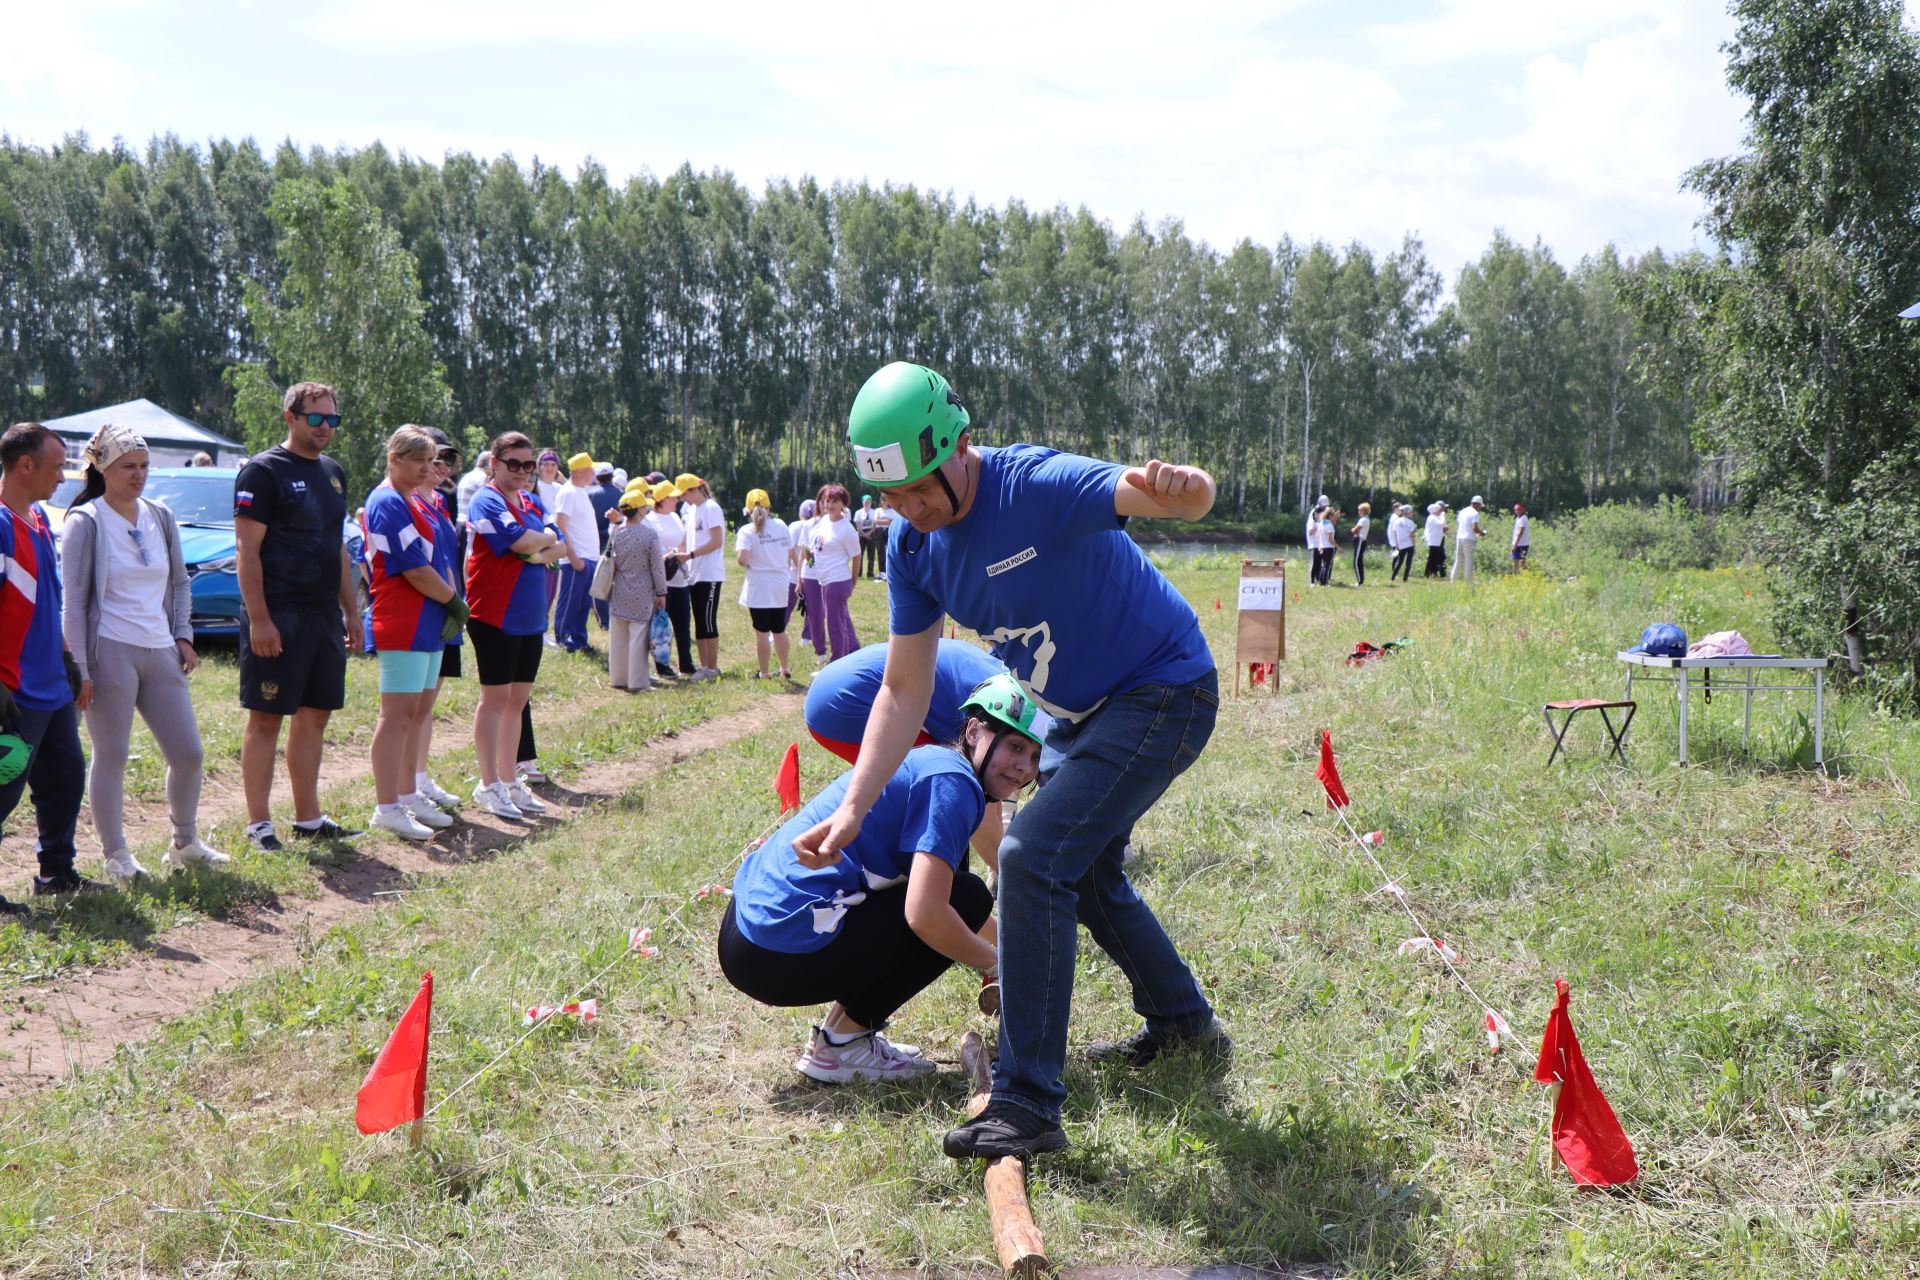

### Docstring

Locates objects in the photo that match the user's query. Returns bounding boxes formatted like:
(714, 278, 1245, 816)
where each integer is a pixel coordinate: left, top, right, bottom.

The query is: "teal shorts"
(377, 648, 444, 694)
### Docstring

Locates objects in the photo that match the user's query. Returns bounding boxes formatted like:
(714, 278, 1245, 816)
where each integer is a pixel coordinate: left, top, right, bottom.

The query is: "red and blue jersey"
(466, 484, 559, 635)
(421, 489, 463, 646)
(0, 505, 69, 710)
(365, 482, 454, 653)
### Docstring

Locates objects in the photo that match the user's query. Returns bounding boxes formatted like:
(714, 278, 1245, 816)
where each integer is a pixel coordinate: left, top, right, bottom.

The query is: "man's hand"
(791, 803, 864, 869)
(344, 616, 365, 653)
(1122, 460, 1215, 518)
(440, 596, 471, 643)
(249, 615, 283, 657)
(567, 552, 586, 572)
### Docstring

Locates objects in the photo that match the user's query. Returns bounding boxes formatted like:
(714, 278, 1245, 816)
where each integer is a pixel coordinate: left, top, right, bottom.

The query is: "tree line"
(0, 133, 1698, 514)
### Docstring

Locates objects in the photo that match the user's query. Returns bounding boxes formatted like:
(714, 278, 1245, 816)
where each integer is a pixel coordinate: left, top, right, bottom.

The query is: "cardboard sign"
(1235, 559, 1285, 696)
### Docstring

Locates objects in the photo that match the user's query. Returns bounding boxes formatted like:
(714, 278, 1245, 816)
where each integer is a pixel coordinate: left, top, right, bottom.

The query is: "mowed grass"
(1, 555, 1917, 1278)
(0, 583, 884, 987)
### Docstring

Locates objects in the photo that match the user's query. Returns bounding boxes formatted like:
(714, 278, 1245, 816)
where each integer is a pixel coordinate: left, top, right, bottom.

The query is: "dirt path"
(0, 695, 801, 1097)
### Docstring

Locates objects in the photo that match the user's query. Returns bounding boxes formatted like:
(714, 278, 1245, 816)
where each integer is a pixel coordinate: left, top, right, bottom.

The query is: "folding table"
(1617, 652, 1831, 766)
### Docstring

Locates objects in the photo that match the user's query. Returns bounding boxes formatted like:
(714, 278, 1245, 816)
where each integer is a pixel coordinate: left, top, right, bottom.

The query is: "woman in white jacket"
(736, 488, 794, 680)
(60, 423, 227, 880)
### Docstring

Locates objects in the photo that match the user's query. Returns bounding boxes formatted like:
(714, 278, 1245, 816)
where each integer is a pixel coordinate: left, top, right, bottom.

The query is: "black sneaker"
(1085, 1018, 1233, 1069)
(247, 822, 284, 853)
(0, 895, 27, 917)
(289, 818, 364, 842)
(942, 1100, 1068, 1161)
(33, 872, 110, 896)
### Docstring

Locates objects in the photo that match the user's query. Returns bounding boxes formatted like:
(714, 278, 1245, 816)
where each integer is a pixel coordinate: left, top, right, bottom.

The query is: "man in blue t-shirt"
(795, 362, 1229, 1161)
(0, 424, 94, 906)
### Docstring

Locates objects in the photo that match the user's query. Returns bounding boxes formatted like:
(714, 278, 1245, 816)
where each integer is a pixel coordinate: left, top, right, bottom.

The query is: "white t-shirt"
(1351, 515, 1370, 545)
(805, 514, 861, 585)
(535, 479, 561, 524)
(853, 505, 880, 535)
(735, 519, 792, 608)
(792, 516, 819, 581)
(1395, 514, 1416, 549)
(646, 510, 690, 586)
(1456, 506, 1482, 541)
(96, 503, 175, 649)
(685, 499, 727, 583)
(1513, 513, 1530, 546)
(552, 482, 602, 559)
(1424, 513, 1445, 546)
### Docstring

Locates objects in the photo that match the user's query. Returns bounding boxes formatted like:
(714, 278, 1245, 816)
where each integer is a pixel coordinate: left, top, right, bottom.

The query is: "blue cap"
(1627, 622, 1688, 657)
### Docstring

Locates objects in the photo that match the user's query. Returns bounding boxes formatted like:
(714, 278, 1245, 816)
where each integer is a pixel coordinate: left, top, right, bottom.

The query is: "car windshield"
(50, 477, 86, 510)
(143, 475, 233, 525)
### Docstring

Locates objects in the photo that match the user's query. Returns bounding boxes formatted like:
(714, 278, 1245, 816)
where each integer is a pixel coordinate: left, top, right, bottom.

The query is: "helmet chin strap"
(968, 721, 1014, 796)
(935, 464, 962, 518)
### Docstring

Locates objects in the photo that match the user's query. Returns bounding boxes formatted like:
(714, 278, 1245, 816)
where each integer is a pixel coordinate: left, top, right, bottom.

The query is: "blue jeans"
(556, 559, 598, 650)
(992, 672, 1220, 1121)
(0, 698, 86, 879)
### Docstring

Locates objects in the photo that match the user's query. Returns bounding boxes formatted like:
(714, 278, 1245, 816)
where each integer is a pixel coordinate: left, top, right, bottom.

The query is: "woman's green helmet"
(959, 673, 1045, 747)
(847, 362, 970, 487)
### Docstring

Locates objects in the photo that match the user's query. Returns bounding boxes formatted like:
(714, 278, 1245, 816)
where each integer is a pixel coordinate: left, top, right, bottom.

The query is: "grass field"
(1, 551, 1916, 1278)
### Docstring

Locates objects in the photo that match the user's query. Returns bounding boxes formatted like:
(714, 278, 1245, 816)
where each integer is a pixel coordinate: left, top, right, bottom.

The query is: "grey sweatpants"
(85, 637, 204, 850)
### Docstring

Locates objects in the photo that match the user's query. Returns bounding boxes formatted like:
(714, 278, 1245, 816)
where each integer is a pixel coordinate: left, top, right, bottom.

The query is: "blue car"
(141, 468, 246, 639)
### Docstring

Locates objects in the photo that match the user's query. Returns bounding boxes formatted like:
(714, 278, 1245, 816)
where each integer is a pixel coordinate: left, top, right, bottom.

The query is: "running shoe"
(164, 837, 232, 869)
(473, 782, 525, 821)
(417, 776, 463, 809)
(792, 1026, 937, 1083)
(942, 1100, 1068, 1160)
(515, 760, 548, 783)
(246, 821, 283, 853)
(289, 817, 364, 842)
(371, 807, 435, 841)
(1084, 1018, 1233, 1069)
(102, 848, 151, 883)
(400, 797, 455, 829)
(506, 780, 547, 813)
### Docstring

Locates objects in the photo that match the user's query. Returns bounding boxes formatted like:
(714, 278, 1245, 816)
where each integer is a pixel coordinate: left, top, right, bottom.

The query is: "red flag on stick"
(1315, 730, 1350, 810)
(1533, 979, 1638, 1186)
(774, 743, 801, 813)
(356, 972, 432, 1138)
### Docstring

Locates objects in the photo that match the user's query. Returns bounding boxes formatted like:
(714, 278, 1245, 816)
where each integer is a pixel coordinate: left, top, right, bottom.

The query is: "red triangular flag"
(774, 742, 801, 813)
(355, 972, 432, 1136)
(1214, 598, 1221, 610)
(1315, 730, 1350, 809)
(1532, 979, 1638, 1186)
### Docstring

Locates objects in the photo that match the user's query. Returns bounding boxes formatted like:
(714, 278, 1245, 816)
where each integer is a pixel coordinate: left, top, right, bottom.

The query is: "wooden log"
(958, 1032, 1051, 1278)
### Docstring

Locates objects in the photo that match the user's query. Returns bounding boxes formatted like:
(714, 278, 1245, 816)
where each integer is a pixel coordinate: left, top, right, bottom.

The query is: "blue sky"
(4, 0, 1768, 277)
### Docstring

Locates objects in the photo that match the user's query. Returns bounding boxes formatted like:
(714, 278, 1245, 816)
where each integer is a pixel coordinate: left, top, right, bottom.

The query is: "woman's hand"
(76, 679, 94, 712)
(792, 803, 863, 869)
(175, 639, 199, 674)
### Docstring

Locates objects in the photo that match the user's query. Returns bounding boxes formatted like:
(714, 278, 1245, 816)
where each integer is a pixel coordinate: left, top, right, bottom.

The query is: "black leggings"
(717, 872, 993, 1029)
(1424, 546, 1446, 578)
(1391, 547, 1414, 581)
(665, 584, 695, 674)
(518, 699, 537, 765)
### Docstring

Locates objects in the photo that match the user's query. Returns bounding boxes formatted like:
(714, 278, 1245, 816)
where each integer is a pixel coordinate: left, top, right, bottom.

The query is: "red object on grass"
(775, 742, 801, 813)
(355, 972, 432, 1136)
(1315, 730, 1350, 809)
(1533, 979, 1639, 1185)
(1215, 598, 1221, 610)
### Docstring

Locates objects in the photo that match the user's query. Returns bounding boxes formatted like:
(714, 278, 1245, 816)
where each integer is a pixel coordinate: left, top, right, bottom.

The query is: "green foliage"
(1647, 0, 1920, 704)
(225, 177, 451, 497)
(0, 136, 1699, 517)
(1526, 497, 1746, 578)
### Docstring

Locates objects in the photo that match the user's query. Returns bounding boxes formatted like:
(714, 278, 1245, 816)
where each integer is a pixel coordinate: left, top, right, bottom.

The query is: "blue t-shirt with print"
(804, 638, 1008, 747)
(885, 445, 1214, 720)
(731, 746, 985, 954)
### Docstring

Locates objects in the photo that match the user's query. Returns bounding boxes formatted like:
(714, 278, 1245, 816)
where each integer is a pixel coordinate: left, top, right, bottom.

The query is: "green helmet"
(959, 673, 1044, 747)
(847, 361, 970, 487)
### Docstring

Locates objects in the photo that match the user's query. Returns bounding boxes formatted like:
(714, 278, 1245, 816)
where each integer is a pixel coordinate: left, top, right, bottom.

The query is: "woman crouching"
(719, 674, 1042, 1082)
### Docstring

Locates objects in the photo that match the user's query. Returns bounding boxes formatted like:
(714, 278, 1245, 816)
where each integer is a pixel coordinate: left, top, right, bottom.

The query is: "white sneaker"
(689, 667, 718, 683)
(371, 807, 434, 841)
(401, 796, 455, 829)
(506, 780, 547, 813)
(164, 837, 231, 869)
(102, 848, 151, 883)
(516, 760, 548, 783)
(474, 782, 525, 821)
(793, 1026, 937, 1083)
(418, 776, 462, 809)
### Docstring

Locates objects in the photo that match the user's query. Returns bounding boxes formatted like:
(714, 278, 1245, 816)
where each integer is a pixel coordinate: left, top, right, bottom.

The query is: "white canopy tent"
(39, 398, 244, 468)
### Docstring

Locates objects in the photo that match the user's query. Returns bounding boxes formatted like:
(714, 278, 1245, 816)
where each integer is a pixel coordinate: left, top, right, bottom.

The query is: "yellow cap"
(567, 452, 596, 472)
(618, 489, 651, 512)
(674, 473, 705, 492)
(743, 488, 770, 513)
(651, 480, 682, 503)
(623, 478, 650, 495)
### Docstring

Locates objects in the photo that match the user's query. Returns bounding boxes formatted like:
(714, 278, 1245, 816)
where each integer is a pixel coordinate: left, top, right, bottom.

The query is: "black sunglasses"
(303, 413, 342, 429)
(436, 451, 459, 464)
(498, 457, 536, 473)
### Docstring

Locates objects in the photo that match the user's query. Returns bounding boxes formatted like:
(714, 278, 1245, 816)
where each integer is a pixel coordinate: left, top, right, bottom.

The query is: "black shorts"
(748, 605, 789, 634)
(239, 607, 348, 714)
(691, 581, 722, 640)
(440, 640, 462, 679)
(467, 618, 544, 686)
(1512, 545, 1530, 561)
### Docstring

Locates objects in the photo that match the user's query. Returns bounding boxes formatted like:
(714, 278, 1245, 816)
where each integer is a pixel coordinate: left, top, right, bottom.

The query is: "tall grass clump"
(1523, 497, 1747, 579)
